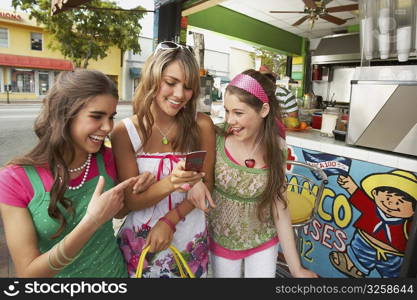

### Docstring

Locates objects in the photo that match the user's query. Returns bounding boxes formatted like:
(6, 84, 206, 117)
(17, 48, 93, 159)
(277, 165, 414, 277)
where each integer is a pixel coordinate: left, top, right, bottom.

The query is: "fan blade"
(326, 4, 359, 13)
(320, 14, 346, 25)
(303, 0, 317, 9)
(270, 11, 306, 13)
(293, 15, 310, 26)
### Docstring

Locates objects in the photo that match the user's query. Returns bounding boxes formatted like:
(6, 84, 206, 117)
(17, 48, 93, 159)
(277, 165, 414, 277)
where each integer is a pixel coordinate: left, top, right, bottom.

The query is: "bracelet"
(159, 217, 176, 233)
(58, 237, 81, 262)
(47, 247, 65, 271)
(54, 243, 67, 266)
(174, 206, 185, 222)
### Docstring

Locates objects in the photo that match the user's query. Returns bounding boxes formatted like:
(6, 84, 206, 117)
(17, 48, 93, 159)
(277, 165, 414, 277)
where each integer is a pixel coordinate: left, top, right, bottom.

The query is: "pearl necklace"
(67, 154, 92, 190)
(68, 153, 92, 173)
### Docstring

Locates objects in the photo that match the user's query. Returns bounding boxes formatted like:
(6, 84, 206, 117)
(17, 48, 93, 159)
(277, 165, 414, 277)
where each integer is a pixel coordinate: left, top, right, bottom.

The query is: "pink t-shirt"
(209, 143, 279, 260)
(0, 147, 117, 208)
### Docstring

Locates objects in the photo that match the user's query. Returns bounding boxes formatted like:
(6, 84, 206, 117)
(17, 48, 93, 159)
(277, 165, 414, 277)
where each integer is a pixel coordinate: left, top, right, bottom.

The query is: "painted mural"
(286, 145, 417, 278)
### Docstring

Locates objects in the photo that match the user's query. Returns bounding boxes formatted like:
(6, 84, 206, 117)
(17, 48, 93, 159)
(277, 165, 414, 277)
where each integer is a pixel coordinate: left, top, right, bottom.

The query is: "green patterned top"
(208, 134, 278, 251)
(25, 152, 127, 278)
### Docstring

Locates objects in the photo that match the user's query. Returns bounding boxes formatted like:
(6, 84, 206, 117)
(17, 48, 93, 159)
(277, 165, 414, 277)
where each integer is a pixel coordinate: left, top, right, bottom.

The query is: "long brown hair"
(132, 45, 201, 152)
(8, 69, 118, 238)
(225, 69, 287, 221)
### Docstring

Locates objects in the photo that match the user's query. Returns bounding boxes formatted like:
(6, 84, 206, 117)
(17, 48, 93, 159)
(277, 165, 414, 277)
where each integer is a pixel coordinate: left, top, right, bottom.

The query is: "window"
(38, 72, 49, 95)
(0, 27, 8, 48)
(11, 68, 35, 93)
(31, 32, 42, 51)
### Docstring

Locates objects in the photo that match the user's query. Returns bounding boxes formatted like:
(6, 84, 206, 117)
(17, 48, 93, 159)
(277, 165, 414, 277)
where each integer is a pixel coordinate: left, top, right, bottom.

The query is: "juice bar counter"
(286, 129, 417, 278)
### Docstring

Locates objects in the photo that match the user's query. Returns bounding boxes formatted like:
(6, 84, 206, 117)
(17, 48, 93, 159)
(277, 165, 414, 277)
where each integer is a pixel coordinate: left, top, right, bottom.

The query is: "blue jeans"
(347, 232, 403, 278)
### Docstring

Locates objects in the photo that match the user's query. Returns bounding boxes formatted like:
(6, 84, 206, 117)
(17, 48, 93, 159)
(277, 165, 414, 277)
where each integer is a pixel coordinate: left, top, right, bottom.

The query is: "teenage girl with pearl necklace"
(0, 69, 155, 277)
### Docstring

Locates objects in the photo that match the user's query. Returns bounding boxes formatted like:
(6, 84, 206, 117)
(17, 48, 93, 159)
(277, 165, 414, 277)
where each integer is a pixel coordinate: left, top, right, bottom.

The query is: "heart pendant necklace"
(154, 121, 175, 145)
(244, 138, 261, 168)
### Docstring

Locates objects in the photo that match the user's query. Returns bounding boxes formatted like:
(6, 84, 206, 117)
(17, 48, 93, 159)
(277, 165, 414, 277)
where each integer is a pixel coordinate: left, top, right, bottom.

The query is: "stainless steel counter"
(286, 129, 417, 172)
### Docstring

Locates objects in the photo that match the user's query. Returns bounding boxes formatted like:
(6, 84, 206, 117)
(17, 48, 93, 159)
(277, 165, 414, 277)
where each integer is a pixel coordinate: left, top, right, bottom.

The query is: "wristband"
(174, 206, 185, 222)
(159, 217, 176, 233)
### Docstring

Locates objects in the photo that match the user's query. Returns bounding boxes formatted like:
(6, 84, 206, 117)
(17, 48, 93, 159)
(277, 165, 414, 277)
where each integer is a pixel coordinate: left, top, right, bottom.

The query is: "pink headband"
(229, 74, 269, 103)
(228, 73, 286, 139)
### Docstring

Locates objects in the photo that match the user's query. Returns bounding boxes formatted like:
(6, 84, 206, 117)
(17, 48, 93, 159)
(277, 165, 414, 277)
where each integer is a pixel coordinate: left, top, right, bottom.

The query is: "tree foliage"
(13, 0, 146, 68)
(250, 47, 287, 79)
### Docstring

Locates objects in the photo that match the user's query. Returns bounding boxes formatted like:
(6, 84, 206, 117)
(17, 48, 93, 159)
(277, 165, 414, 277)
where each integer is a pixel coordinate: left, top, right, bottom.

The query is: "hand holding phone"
(184, 151, 207, 172)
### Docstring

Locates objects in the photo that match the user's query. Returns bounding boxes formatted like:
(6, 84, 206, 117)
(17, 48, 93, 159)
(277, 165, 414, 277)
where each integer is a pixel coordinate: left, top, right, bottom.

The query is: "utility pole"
(4, 84, 11, 104)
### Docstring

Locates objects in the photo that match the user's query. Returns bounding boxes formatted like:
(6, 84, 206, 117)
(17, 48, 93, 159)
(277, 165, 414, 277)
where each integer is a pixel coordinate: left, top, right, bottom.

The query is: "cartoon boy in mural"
(330, 170, 417, 278)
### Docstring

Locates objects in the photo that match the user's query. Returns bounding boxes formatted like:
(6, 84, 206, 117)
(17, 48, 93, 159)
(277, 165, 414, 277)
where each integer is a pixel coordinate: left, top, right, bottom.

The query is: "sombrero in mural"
(361, 170, 417, 201)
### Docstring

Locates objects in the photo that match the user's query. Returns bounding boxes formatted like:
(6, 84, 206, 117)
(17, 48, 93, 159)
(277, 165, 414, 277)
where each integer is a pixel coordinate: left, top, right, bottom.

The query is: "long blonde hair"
(8, 69, 118, 238)
(133, 46, 201, 152)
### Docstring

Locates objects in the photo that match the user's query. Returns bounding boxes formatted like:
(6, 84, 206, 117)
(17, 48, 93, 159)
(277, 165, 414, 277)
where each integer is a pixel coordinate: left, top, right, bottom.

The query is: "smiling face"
(224, 91, 269, 142)
(70, 94, 117, 161)
(373, 189, 414, 218)
(153, 60, 193, 117)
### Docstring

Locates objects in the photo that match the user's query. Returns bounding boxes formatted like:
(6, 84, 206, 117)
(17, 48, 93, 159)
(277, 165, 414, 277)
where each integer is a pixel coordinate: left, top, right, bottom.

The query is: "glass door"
(39, 72, 49, 95)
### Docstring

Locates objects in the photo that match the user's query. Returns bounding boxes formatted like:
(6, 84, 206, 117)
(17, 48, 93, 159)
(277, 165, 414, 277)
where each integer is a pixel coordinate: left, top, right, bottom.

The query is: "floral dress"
(208, 134, 277, 251)
(117, 118, 208, 278)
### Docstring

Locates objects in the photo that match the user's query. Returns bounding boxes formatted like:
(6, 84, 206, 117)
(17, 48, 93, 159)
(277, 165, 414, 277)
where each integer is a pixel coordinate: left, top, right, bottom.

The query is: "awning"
(0, 54, 73, 71)
(129, 67, 141, 78)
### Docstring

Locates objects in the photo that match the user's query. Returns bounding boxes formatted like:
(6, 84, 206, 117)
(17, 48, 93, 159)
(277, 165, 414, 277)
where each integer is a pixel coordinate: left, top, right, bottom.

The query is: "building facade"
(0, 10, 122, 101)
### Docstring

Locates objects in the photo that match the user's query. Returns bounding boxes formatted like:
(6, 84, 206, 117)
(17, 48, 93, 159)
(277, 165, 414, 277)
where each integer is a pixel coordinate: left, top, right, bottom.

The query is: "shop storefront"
(0, 9, 121, 101)
(10, 68, 62, 95)
(0, 53, 73, 100)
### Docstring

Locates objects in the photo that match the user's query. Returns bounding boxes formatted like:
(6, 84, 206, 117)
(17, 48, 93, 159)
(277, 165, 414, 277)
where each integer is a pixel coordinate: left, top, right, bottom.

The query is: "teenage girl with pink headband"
(208, 69, 317, 278)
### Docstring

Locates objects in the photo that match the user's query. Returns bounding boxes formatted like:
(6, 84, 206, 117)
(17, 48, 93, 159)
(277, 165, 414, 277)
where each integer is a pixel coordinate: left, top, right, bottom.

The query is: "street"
(0, 103, 133, 166)
(0, 102, 133, 277)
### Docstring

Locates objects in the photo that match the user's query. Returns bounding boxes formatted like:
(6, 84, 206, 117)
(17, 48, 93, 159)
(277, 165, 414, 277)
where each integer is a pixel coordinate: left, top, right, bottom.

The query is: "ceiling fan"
(270, 0, 359, 28)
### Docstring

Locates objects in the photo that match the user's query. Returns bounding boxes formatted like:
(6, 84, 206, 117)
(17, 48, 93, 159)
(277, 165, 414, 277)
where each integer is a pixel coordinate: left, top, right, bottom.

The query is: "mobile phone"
(184, 151, 207, 172)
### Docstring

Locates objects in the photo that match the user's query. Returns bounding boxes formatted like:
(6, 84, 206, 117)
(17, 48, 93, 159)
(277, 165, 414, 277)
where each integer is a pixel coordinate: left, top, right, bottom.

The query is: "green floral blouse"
(208, 134, 278, 251)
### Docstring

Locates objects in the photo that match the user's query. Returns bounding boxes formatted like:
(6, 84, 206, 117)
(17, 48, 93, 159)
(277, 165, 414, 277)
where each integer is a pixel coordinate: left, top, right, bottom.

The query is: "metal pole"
(6, 88, 10, 104)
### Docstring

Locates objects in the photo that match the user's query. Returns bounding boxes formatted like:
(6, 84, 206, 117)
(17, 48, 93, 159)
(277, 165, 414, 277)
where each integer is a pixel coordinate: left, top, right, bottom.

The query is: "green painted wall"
(347, 24, 360, 33)
(187, 6, 303, 56)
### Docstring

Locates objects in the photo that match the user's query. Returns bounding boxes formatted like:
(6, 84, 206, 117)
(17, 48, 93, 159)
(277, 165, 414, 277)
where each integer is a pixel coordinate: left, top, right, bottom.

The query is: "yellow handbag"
(135, 245, 195, 278)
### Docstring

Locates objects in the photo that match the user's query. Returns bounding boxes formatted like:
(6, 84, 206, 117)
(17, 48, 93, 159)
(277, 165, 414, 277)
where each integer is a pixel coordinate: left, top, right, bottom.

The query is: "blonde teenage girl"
(111, 42, 215, 278)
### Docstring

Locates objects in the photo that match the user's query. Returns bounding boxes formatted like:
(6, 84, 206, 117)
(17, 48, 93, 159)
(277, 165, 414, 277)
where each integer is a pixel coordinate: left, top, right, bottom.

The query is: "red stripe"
(0, 53, 73, 71)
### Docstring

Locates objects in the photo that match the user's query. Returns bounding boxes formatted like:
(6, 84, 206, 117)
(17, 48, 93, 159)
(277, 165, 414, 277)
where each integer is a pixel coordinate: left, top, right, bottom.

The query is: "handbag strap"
(169, 246, 195, 278)
(135, 245, 195, 278)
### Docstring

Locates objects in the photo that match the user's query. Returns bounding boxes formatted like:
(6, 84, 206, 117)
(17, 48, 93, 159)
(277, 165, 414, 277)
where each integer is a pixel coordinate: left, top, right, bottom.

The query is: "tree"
(13, 0, 146, 68)
(250, 47, 287, 79)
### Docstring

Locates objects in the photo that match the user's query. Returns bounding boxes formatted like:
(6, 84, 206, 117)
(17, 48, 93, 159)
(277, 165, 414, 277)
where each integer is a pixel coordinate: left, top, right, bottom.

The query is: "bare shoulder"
(111, 116, 134, 152)
(112, 118, 127, 136)
(196, 112, 214, 131)
(112, 115, 136, 134)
